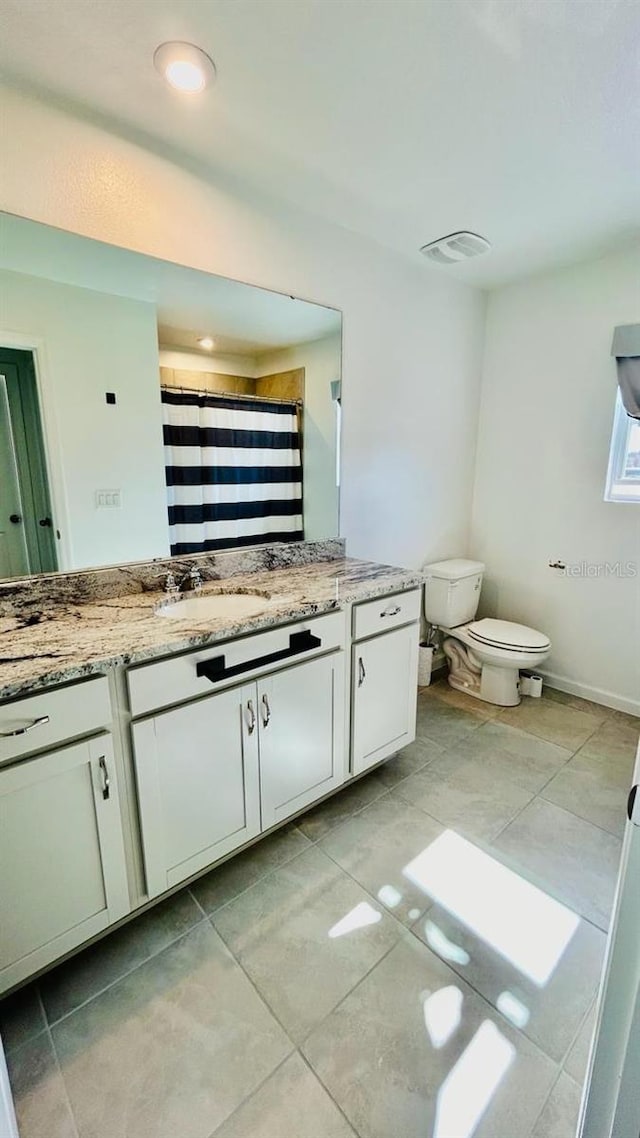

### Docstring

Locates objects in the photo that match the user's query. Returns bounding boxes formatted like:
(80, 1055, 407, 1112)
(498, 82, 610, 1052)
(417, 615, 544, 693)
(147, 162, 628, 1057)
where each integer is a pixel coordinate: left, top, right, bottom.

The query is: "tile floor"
(2, 681, 638, 1138)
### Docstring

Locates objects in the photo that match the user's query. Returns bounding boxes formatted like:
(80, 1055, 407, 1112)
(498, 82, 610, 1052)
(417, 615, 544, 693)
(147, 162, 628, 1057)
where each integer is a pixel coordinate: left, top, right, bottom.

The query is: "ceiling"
(0, 214, 341, 353)
(0, 0, 638, 286)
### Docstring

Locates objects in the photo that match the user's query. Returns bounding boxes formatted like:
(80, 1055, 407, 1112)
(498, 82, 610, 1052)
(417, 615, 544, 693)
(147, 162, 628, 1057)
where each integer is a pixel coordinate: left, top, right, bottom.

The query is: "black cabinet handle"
(196, 629, 322, 683)
(9, 514, 22, 524)
(627, 785, 638, 823)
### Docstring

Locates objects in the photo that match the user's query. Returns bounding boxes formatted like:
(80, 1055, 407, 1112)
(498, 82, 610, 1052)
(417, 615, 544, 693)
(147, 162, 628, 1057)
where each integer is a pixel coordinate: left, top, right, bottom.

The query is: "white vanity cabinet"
(133, 682, 261, 897)
(130, 612, 347, 898)
(258, 651, 345, 828)
(0, 679, 129, 992)
(351, 590, 420, 776)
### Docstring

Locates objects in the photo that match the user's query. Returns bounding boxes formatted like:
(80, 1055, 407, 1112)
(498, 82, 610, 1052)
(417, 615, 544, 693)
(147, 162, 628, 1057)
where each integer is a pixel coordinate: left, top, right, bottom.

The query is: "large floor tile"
(415, 695, 486, 748)
(52, 922, 291, 1138)
(191, 823, 311, 914)
(303, 936, 558, 1138)
(576, 718, 640, 766)
(542, 688, 614, 723)
(493, 799, 622, 931)
(212, 1052, 356, 1138)
(0, 983, 46, 1054)
(295, 769, 389, 841)
(531, 1071, 582, 1138)
(413, 893, 605, 1062)
(6, 1032, 77, 1138)
(461, 719, 573, 791)
(40, 887, 203, 1024)
(320, 793, 444, 925)
(564, 1004, 596, 1085)
(612, 708, 640, 732)
(374, 736, 444, 789)
(421, 679, 502, 719)
(498, 700, 602, 752)
(212, 846, 401, 1042)
(541, 723, 636, 838)
(395, 749, 533, 843)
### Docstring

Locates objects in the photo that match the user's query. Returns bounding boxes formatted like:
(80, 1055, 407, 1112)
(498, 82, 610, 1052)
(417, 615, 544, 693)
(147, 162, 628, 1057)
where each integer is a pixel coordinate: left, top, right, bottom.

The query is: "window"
(605, 392, 640, 503)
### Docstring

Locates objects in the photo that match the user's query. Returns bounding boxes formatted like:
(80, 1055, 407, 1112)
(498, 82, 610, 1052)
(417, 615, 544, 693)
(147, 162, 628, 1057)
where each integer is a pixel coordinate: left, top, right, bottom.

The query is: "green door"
(0, 348, 58, 576)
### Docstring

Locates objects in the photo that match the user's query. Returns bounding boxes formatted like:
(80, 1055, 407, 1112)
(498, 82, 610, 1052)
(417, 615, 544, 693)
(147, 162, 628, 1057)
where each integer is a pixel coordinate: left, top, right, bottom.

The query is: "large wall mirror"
(0, 213, 342, 580)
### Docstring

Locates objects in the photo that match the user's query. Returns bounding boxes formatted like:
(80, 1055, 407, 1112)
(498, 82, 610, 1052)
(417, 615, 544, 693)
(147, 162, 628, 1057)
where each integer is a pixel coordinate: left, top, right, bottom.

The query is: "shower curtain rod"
(161, 383, 302, 407)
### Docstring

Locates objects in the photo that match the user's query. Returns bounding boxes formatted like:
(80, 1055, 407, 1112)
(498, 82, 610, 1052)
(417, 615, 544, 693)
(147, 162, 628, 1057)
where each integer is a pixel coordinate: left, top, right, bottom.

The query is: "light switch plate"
(95, 489, 122, 509)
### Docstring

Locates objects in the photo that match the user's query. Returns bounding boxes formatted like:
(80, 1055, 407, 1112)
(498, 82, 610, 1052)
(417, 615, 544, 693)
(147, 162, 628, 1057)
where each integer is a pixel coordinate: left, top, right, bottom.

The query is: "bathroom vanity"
(0, 545, 421, 994)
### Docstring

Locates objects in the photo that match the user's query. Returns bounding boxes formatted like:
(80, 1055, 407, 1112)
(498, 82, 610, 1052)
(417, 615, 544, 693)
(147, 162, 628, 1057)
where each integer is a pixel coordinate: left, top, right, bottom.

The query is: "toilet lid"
(468, 618, 551, 652)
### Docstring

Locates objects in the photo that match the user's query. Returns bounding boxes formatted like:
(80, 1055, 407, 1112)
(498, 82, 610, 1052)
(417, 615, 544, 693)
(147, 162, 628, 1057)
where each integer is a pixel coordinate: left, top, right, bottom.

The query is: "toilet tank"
(424, 558, 485, 628)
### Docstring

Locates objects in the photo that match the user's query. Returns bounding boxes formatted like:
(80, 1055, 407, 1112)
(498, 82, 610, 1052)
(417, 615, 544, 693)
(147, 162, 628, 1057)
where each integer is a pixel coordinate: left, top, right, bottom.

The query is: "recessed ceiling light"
(154, 42, 216, 94)
(197, 336, 215, 350)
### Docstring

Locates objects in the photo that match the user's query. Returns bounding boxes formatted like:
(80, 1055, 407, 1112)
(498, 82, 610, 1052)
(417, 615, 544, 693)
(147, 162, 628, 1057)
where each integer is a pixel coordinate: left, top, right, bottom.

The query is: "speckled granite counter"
(0, 555, 423, 701)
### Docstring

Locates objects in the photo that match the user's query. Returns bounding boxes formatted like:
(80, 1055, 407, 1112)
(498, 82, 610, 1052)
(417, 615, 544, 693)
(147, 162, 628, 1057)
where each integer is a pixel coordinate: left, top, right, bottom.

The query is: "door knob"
(38, 517, 53, 527)
(9, 514, 22, 524)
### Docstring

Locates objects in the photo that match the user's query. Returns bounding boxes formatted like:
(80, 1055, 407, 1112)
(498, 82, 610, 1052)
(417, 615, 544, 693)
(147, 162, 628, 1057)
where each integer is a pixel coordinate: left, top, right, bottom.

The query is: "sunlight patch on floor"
(403, 830, 580, 985)
(434, 1020, 516, 1138)
(328, 901, 382, 939)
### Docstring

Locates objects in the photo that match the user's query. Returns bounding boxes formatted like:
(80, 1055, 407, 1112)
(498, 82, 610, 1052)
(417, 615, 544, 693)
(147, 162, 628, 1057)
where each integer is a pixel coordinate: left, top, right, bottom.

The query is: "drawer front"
(128, 610, 346, 718)
(353, 588, 421, 641)
(0, 676, 112, 766)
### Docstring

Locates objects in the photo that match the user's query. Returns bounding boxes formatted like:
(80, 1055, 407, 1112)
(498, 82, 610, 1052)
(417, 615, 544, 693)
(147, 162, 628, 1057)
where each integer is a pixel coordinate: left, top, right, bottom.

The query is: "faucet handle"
(189, 566, 203, 594)
(163, 571, 181, 603)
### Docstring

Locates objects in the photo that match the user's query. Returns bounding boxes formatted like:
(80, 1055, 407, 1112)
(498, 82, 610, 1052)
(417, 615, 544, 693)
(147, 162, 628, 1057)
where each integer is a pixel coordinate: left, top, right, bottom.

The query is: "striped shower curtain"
(162, 389, 303, 554)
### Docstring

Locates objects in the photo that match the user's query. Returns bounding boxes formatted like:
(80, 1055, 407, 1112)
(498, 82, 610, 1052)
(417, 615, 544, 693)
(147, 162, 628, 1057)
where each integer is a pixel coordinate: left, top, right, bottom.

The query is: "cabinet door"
(258, 652, 346, 829)
(352, 624, 419, 776)
(133, 683, 260, 897)
(0, 736, 128, 992)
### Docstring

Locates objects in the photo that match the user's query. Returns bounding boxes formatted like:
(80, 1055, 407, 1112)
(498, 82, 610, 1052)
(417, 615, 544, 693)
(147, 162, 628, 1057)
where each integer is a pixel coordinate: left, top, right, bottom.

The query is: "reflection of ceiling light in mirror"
(403, 830, 580, 986)
(434, 1021, 515, 1138)
(198, 336, 215, 350)
(422, 985, 463, 1049)
(154, 42, 217, 94)
(328, 901, 382, 939)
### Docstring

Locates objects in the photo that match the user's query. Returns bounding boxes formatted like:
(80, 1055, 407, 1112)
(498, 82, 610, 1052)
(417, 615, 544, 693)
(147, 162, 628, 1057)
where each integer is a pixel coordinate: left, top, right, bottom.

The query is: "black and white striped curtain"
(162, 389, 303, 554)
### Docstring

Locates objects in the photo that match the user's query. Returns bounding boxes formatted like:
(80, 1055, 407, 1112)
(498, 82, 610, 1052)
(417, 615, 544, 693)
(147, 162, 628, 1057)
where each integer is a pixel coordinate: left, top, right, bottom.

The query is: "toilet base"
(449, 663, 521, 707)
(443, 636, 522, 707)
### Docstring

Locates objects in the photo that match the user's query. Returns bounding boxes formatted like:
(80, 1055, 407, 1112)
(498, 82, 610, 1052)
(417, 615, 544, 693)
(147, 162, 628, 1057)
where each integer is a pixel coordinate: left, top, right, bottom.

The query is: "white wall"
(0, 84, 486, 570)
(257, 333, 341, 542)
(0, 268, 169, 570)
(472, 245, 640, 714)
(158, 348, 259, 377)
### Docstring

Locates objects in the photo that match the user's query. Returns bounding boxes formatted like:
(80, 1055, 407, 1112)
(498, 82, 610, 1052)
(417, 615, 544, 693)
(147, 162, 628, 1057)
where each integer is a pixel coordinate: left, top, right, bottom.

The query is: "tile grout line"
(204, 1050, 295, 1138)
(41, 913, 212, 1030)
(297, 1049, 362, 1136)
(41, 1009, 81, 1138)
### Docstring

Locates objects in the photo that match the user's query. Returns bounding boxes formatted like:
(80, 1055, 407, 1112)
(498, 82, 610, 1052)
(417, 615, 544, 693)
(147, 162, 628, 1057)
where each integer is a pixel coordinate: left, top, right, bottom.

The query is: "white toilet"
(423, 559, 551, 707)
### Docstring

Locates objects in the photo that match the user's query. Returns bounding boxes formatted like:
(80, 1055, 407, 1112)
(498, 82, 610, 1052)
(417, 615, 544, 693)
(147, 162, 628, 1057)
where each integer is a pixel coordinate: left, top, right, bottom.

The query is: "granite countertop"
(0, 558, 423, 701)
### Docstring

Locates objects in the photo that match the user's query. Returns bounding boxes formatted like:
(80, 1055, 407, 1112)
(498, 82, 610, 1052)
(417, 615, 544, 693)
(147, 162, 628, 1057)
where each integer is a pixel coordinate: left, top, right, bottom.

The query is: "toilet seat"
(467, 618, 550, 653)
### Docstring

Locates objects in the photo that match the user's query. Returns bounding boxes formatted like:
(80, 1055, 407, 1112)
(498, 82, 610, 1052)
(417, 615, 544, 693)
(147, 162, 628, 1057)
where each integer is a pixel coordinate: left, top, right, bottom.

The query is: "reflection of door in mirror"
(0, 348, 57, 577)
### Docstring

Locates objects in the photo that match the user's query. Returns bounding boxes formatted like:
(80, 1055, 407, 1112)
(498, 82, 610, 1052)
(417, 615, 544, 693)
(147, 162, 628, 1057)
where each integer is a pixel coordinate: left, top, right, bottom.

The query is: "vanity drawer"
(0, 676, 112, 766)
(128, 610, 345, 718)
(352, 588, 421, 641)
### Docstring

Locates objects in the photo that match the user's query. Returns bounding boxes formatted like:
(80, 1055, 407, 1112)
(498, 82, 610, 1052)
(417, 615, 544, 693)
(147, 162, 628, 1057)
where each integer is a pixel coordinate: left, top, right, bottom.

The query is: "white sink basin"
(155, 593, 270, 620)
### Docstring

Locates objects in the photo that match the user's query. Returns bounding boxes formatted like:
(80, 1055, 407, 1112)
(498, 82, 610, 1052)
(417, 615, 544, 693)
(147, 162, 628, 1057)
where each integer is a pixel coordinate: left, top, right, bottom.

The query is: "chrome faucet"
(163, 571, 180, 604)
(179, 566, 204, 594)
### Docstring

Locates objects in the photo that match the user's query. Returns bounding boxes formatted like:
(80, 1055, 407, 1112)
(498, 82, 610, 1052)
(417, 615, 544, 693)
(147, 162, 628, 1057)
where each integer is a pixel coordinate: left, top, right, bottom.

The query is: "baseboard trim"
(540, 670, 640, 718)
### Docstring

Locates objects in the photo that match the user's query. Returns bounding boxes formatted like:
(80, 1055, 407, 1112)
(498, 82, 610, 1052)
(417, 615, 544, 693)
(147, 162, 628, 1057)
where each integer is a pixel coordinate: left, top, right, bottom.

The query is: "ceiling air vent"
(420, 231, 491, 265)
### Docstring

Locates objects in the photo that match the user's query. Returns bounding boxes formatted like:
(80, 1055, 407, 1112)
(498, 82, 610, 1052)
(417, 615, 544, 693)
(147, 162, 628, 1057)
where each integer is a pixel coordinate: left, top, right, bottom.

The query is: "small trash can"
(418, 644, 435, 687)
